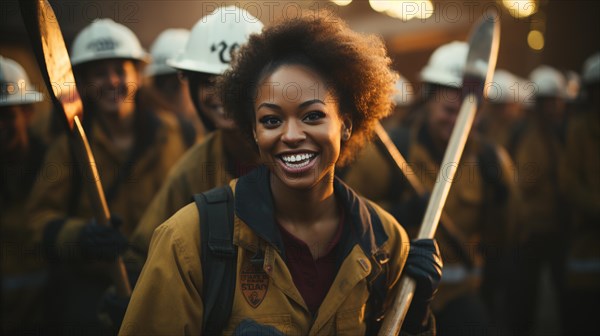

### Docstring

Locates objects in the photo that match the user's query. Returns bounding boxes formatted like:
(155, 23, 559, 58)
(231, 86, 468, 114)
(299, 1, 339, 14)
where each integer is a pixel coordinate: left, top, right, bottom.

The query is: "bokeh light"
(527, 30, 545, 50)
(502, 0, 538, 18)
(330, 0, 353, 6)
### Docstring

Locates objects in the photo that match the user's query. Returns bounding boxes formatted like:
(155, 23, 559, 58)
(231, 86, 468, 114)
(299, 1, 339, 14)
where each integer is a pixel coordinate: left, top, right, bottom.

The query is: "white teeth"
(281, 153, 315, 164)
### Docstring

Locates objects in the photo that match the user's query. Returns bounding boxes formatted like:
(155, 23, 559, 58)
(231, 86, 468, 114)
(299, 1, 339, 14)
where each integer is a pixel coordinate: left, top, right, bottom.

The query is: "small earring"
(342, 130, 351, 141)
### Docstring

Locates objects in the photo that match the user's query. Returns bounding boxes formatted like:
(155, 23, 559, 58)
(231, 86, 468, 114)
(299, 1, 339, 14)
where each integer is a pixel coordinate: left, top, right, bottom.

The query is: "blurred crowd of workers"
(1, 5, 599, 336)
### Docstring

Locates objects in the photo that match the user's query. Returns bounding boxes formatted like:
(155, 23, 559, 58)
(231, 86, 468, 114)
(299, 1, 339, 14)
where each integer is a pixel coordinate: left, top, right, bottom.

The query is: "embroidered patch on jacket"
(240, 263, 269, 308)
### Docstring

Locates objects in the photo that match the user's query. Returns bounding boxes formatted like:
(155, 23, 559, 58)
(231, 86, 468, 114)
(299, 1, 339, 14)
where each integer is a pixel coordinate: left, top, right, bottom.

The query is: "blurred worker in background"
(564, 70, 582, 119)
(1, 55, 46, 334)
(25, 18, 187, 334)
(405, 42, 518, 336)
(346, 41, 518, 335)
(145, 28, 203, 147)
(562, 52, 600, 335)
(125, 6, 263, 279)
(507, 65, 569, 335)
(478, 69, 526, 150)
(340, 74, 414, 212)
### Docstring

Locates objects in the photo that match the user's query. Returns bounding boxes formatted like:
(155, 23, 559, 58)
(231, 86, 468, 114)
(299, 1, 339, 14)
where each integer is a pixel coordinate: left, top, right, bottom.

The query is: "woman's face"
(81, 59, 141, 118)
(254, 64, 347, 190)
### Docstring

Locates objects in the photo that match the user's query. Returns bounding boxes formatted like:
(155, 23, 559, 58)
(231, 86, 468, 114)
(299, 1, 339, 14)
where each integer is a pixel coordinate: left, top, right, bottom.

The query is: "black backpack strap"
(364, 201, 392, 335)
(193, 185, 236, 335)
(365, 250, 390, 335)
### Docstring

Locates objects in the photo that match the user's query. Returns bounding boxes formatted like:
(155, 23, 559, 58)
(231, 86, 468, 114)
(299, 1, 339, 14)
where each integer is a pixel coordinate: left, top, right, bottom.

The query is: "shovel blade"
(20, 0, 82, 130)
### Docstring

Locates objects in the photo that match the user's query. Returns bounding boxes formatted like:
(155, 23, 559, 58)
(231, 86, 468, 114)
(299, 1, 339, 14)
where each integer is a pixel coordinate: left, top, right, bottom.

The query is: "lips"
(277, 152, 318, 174)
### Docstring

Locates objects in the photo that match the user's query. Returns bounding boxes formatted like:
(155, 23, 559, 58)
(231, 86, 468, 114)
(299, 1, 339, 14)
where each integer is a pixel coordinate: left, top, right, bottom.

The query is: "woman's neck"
(271, 171, 337, 228)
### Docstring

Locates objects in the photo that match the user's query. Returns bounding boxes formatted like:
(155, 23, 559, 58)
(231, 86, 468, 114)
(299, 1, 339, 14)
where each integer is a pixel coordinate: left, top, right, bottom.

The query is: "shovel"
(19, 0, 131, 298)
(377, 11, 500, 335)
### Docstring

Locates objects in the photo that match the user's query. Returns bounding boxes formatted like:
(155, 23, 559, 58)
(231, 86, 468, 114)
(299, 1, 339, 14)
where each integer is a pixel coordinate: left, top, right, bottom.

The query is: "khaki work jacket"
(26, 110, 187, 251)
(511, 119, 567, 241)
(121, 168, 417, 335)
(1, 134, 47, 332)
(126, 129, 237, 270)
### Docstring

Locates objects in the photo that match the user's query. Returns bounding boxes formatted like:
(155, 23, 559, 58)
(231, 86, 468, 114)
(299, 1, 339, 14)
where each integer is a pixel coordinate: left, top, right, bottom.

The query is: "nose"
(281, 119, 306, 146)
(105, 68, 121, 88)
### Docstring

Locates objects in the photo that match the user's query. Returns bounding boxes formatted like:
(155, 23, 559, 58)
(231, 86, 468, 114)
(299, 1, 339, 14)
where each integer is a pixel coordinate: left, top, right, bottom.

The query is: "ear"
(341, 116, 353, 141)
(177, 70, 187, 83)
(252, 129, 258, 144)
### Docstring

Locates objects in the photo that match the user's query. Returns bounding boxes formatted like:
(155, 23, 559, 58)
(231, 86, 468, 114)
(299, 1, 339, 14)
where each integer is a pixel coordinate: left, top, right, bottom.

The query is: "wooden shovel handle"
(377, 95, 478, 336)
(73, 116, 131, 298)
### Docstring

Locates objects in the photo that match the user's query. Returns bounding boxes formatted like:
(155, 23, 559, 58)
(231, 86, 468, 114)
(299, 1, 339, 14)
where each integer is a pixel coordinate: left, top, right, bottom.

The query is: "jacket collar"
(234, 165, 388, 257)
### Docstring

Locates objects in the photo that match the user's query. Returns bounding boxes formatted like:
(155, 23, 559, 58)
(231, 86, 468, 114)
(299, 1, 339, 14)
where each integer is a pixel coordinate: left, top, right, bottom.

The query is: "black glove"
(233, 319, 285, 336)
(402, 238, 443, 333)
(98, 289, 130, 331)
(79, 217, 128, 262)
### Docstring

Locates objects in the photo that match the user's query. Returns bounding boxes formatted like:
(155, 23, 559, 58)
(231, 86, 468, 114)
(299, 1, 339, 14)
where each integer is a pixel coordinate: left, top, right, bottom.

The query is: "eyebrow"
(256, 99, 326, 111)
(299, 99, 326, 109)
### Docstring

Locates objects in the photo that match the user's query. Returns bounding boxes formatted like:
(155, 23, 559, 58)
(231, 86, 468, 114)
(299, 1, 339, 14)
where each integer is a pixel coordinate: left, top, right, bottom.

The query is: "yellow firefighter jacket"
(26, 110, 187, 252)
(1, 134, 47, 332)
(511, 118, 567, 242)
(120, 167, 426, 335)
(126, 129, 239, 270)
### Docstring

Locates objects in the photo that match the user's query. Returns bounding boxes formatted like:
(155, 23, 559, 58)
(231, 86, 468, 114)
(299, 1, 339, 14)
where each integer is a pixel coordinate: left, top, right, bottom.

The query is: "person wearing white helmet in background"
(562, 52, 600, 335)
(145, 28, 203, 146)
(564, 70, 581, 104)
(25, 18, 188, 334)
(168, 5, 263, 132)
(125, 6, 263, 283)
(0, 55, 47, 334)
(379, 41, 516, 336)
(531, 65, 568, 127)
(478, 69, 526, 149)
(506, 64, 570, 335)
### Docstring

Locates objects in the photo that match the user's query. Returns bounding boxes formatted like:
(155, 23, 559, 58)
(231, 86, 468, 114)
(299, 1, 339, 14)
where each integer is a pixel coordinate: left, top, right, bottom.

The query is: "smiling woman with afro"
(121, 10, 441, 336)
(220, 12, 398, 166)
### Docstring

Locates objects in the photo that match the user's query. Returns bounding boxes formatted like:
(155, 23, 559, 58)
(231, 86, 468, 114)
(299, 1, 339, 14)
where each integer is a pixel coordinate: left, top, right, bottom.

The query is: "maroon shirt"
(277, 210, 345, 314)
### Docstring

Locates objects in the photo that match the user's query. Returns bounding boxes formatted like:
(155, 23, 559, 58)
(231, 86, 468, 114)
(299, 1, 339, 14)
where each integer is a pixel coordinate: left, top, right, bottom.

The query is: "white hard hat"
(529, 65, 567, 98)
(486, 69, 523, 104)
(146, 29, 190, 77)
(582, 52, 600, 85)
(420, 41, 468, 88)
(391, 74, 414, 106)
(0, 55, 43, 107)
(167, 6, 264, 75)
(70, 18, 149, 67)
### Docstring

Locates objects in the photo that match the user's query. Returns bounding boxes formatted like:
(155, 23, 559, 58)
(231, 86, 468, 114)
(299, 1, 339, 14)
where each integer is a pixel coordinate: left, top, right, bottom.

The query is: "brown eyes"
(258, 116, 281, 127)
(303, 111, 325, 121)
(258, 111, 326, 129)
